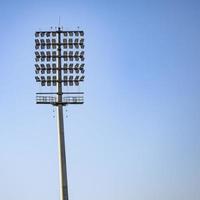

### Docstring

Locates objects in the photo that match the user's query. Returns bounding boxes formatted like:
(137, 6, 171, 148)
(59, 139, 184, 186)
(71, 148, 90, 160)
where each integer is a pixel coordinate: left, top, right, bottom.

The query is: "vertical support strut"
(57, 27, 69, 200)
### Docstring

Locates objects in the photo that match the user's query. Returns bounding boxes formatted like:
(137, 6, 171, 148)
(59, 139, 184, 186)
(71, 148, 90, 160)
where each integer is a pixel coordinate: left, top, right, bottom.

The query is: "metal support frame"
(34, 27, 85, 200)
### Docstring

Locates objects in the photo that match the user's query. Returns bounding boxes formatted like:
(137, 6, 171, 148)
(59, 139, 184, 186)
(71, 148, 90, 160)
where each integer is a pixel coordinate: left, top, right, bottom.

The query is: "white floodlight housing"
(74, 64, 79, 73)
(52, 68, 56, 74)
(75, 76, 79, 81)
(35, 64, 40, 70)
(53, 76, 56, 86)
(74, 31, 79, 37)
(69, 31, 73, 36)
(69, 64, 73, 73)
(74, 82, 79, 86)
(63, 51, 68, 61)
(46, 39, 51, 44)
(41, 64, 45, 68)
(35, 64, 40, 74)
(52, 51, 57, 61)
(52, 39, 57, 48)
(47, 76, 51, 86)
(46, 64, 51, 74)
(69, 51, 73, 56)
(40, 39, 45, 49)
(80, 38, 84, 44)
(68, 38, 73, 49)
(63, 39, 67, 48)
(64, 76, 68, 86)
(41, 81, 45, 86)
(35, 57, 39, 62)
(46, 51, 51, 57)
(80, 51, 84, 56)
(63, 51, 68, 56)
(52, 63, 56, 74)
(52, 51, 57, 56)
(80, 76, 84, 81)
(80, 51, 84, 61)
(41, 51, 45, 57)
(41, 76, 45, 86)
(63, 63, 68, 73)
(35, 51, 40, 57)
(35, 39, 40, 45)
(41, 39, 45, 44)
(69, 76, 73, 86)
(47, 45, 51, 49)
(35, 32, 39, 37)
(41, 32, 45, 37)
(74, 38, 79, 48)
(46, 32, 50, 37)
(79, 31, 84, 36)
(41, 64, 45, 74)
(74, 76, 79, 86)
(63, 39, 67, 44)
(80, 64, 85, 73)
(74, 51, 79, 61)
(80, 38, 84, 48)
(35, 76, 40, 82)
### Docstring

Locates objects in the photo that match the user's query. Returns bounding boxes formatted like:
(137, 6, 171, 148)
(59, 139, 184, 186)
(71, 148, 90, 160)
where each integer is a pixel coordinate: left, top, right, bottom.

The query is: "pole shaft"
(57, 27, 69, 200)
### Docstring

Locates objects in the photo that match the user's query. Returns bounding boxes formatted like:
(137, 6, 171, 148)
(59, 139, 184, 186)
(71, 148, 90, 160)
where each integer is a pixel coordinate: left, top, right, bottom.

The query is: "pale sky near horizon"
(0, 0, 200, 200)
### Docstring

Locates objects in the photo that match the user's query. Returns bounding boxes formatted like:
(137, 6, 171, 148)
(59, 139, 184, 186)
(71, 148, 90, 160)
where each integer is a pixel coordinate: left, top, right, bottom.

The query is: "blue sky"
(0, 0, 199, 200)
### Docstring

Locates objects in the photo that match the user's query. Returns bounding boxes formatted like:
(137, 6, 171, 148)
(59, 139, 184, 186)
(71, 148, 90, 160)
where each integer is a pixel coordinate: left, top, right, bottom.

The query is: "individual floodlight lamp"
(34, 27, 85, 200)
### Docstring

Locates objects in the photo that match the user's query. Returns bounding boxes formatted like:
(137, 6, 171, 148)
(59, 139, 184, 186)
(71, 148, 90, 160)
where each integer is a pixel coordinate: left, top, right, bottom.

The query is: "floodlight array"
(35, 31, 84, 38)
(35, 38, 84, 49)
(35, 51, 84, 62)
(34, 29, 85, 88)
(35, 75, 84, 86)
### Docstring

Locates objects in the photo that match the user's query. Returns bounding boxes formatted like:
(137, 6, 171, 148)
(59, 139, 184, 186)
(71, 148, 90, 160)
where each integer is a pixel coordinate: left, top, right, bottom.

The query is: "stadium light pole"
(34, 27, 85, 200)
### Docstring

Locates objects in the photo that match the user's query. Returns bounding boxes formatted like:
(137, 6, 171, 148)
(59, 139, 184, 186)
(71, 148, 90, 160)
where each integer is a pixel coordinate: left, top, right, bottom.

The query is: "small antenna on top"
(59, 16, 61, 28)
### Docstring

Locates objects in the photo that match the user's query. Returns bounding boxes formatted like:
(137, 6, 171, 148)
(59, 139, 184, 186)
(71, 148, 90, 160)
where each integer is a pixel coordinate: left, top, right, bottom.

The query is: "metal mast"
(34, 27, 85, 200)
(57, 27, 69, 200)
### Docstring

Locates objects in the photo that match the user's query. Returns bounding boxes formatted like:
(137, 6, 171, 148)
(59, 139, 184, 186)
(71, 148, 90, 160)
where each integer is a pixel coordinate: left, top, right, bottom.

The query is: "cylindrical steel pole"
(57, 27, 69, 200)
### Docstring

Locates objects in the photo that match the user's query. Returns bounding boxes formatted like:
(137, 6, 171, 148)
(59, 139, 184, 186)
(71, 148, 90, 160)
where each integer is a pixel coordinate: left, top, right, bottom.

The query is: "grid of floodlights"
(35, 30, 85, 88)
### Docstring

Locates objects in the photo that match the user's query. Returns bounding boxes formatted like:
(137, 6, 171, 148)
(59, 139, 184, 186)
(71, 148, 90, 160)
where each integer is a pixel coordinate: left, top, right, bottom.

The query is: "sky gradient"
(0, 0, 199, 200)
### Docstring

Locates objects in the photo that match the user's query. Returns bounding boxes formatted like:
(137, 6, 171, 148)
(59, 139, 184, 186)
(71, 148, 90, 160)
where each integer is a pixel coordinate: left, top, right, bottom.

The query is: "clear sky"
(0, 0, 199, 200)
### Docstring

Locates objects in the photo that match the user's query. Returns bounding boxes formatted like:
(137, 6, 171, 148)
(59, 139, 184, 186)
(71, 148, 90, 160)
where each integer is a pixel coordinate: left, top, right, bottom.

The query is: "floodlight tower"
(34, 27, 85, 200)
